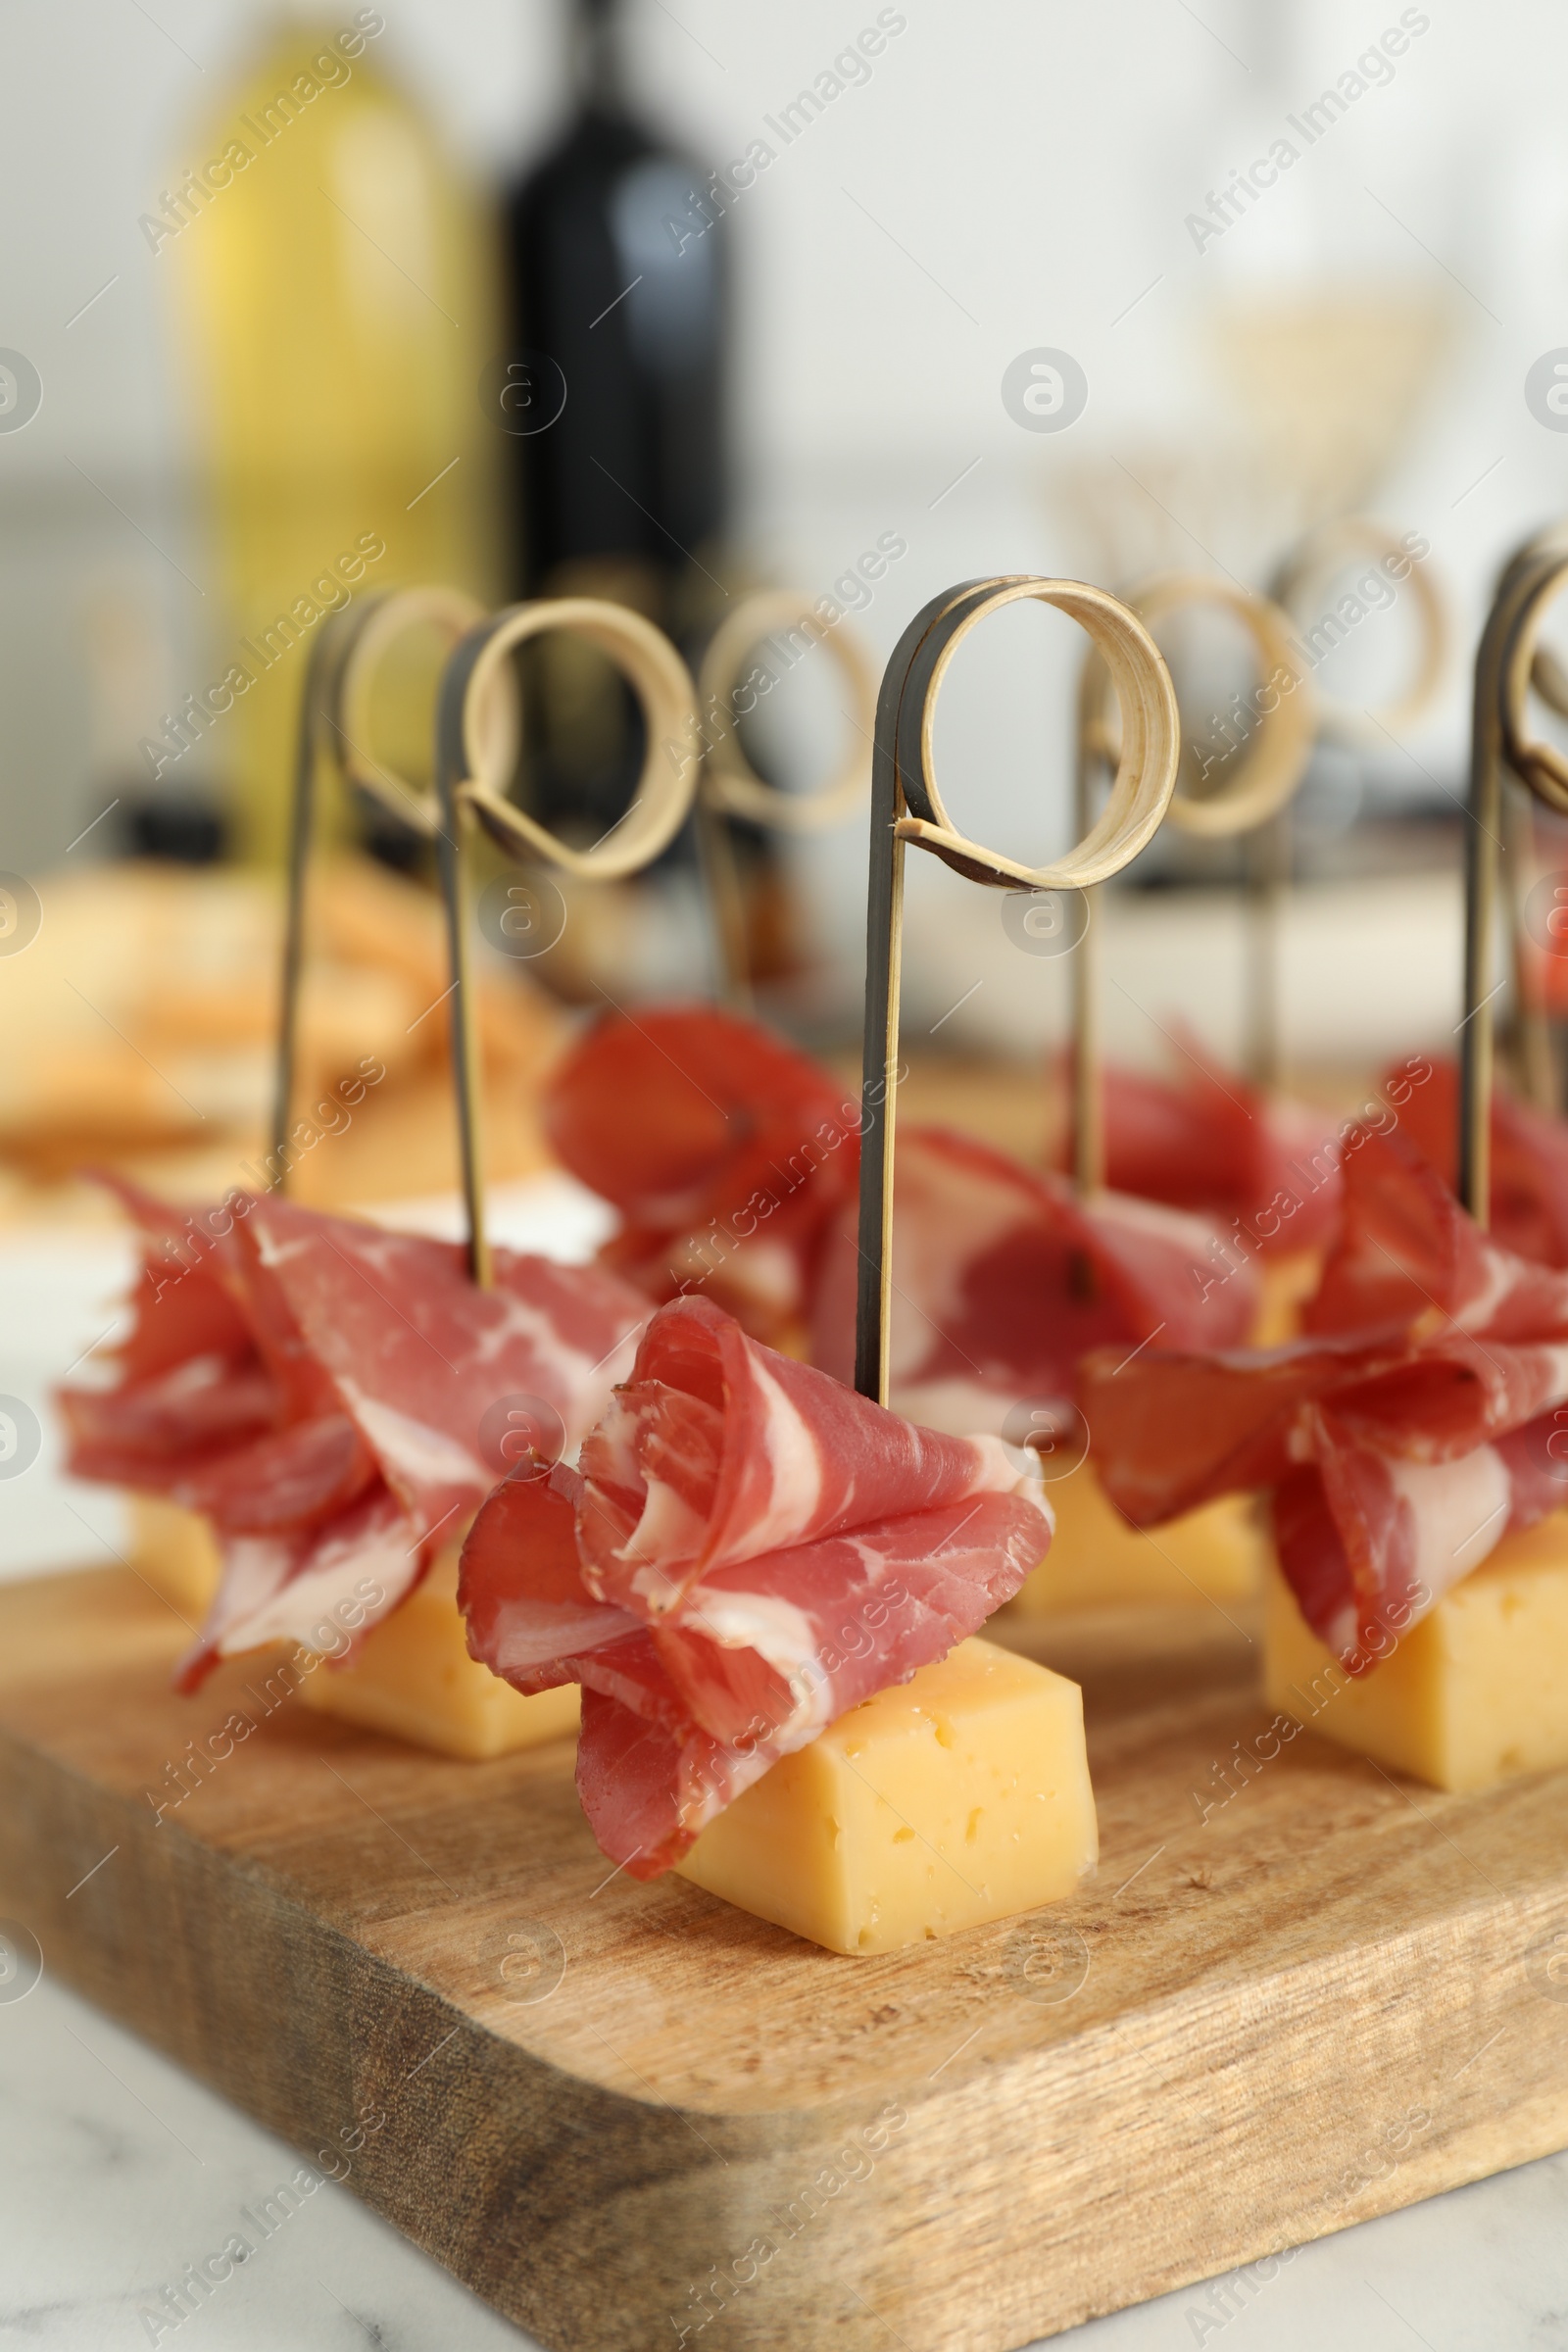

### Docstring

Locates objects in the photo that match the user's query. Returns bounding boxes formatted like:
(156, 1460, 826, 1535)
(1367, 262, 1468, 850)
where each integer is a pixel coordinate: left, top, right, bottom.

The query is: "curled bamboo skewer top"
(693, 591, 878, 1010)
(1270, 517, 1447, 745)
(433, 598, 702, 1285)
(1460, 542, 1568, 1222)
(271, 585, 499, 1184)
(1506, 526, 1568, 1112)
(332, 584, 517, 838)
(896, 581, 1177, 889)
(855, 576, 1180, 1405)
(1530, 637, 1568, 721)
(445, 599, 698, 884)
(1071, 574, 1318, 1189)
(1083, 573, 1318, 841)
(698, 590, 878, 832)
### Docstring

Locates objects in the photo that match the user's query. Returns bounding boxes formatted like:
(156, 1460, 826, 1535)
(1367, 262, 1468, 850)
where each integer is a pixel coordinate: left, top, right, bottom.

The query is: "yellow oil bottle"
(157, 9, 500, 860)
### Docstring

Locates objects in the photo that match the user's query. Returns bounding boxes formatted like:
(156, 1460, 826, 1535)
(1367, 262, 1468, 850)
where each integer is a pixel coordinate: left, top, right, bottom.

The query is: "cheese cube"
(675, 1638, 1098, 1955)
(1265, 1513, 1568, 1792)
(122, 1498, 573, 1761)
(299, 1552, 580, 1760)
(1010, 1458, 1265, 1613)
(128, 1494, 222, 1616)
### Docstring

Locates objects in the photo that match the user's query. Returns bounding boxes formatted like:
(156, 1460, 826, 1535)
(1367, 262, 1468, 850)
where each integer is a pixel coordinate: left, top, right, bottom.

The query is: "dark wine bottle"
(499, 0, 729, 851)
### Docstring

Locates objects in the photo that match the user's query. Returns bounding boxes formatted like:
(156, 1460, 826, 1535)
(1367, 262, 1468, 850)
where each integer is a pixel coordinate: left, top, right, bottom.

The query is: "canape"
(460, 1296, 1098, 1952)
(61, 1181, 645, 1758)
(1080, 1127, 1568, 1791)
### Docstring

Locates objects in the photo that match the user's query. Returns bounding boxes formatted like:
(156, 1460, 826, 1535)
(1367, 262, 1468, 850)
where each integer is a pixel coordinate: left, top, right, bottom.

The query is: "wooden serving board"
(4, 1565, 1567, 2352)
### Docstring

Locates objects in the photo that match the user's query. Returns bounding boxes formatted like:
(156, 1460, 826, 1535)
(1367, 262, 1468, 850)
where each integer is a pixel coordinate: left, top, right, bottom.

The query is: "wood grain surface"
(3, 1565, 1566, 2352)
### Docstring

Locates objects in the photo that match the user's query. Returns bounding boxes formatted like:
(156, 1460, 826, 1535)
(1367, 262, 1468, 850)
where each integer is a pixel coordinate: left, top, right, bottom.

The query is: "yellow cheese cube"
(1265, 1513, 1568, 1792)
(127, 1494, 222, 1617)
(122, 1497, 572, 1761)
(299, 1552, 579, 1760)
(1010, 1458, 1265, 1613)
(675, 1637, 1097, 1955)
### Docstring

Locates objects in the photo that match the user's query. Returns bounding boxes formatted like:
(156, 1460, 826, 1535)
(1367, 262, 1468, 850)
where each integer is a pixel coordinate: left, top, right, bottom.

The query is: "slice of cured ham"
(543, 1006, 1259, 1446)
(1078, 1126, 1568, 1667)
(810, 1124, 1260, 1441)
(542, 1004, 861, 1347)
(1391, 1054, 1568, 1270)
(62, 1184, 648, 1687)
(1054, 1042, 1347, 1255)
(460, 1294, 1050, 1876)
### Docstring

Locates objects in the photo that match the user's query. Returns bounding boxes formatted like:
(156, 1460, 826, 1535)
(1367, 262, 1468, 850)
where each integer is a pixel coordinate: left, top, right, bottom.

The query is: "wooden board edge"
(6, 1712, 1568, 2350)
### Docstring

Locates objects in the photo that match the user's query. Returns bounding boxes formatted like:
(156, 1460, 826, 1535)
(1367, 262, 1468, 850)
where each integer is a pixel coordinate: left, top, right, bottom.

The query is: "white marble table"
(4, 1970, 1564, 2352)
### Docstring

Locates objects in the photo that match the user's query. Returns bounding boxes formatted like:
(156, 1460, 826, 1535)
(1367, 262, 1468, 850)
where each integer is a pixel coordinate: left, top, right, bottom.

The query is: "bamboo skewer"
(1244, 805, 1293, 1096)
(1503, 775, 1555, 1115)
(432, 599, 701, 1287)
(694, 590, 878, 1009)
(1262, 520, 1448, 1095)
(271, 585, 496, 1185)
(854, 578, 1180, 1406)
(1070, 575, 1316, 1194)
(1500, 525, 1568, 1115)
(1270, 518, 1448, 747)
(1462, 545, 1568, 1221)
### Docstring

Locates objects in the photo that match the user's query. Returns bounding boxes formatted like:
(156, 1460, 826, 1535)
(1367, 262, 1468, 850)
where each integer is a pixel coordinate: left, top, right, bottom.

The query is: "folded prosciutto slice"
(460, 1295, 1050, 1876)
(542, 1004, 859, 1348)
(1054, 1043, 1346, 1255)
(1078, 1126, 1568, 1668)
(1393, 1054, 1568, 1270)
(62, 1184, 648, 1687)
(544, 1005, 1258, 1446)
(810, 1125, 1260, 1441)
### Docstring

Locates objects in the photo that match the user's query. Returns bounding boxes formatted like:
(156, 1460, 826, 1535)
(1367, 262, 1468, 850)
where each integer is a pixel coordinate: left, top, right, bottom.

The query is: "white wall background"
(4, 0, 1568, 1024)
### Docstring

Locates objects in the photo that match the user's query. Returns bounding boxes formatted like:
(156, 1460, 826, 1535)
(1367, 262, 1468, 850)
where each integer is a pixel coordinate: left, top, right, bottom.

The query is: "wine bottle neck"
(571, 0, 627, 115)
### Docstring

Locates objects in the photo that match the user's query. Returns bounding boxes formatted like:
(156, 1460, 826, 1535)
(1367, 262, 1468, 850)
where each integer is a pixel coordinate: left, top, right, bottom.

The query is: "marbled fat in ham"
(62, 1185, 648, 1686)
(460, 1294, 1051, 1876)
(1079, 1128, 1568, 1666)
